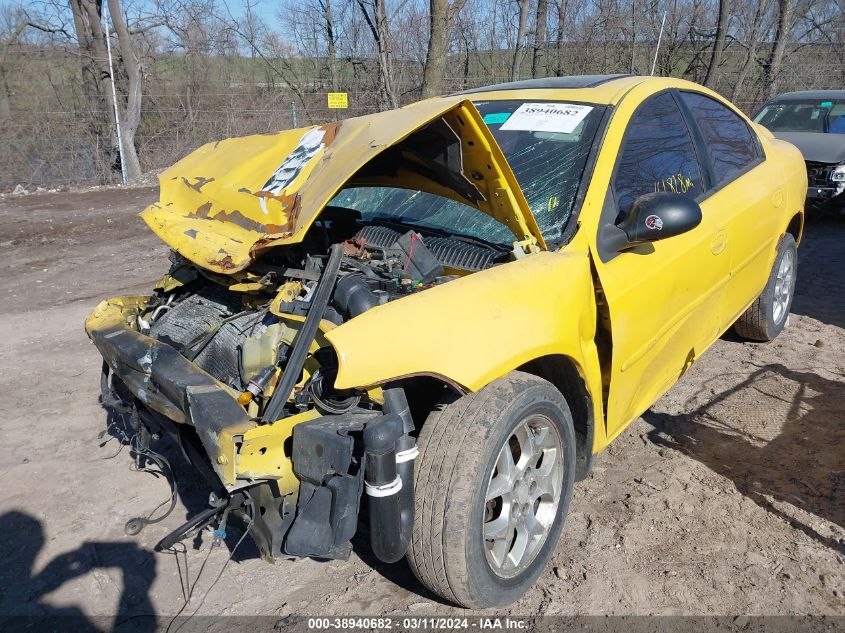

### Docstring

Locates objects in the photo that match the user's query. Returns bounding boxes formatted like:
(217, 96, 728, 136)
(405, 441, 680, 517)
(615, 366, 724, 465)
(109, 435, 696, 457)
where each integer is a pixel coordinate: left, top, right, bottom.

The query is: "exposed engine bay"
(141, 211, 510, 411)
(97, 211, 512, 562)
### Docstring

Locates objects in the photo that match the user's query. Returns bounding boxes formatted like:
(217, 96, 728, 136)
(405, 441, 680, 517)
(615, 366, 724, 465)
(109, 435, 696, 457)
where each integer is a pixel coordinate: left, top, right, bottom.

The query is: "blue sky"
(0, 0, 283, 32)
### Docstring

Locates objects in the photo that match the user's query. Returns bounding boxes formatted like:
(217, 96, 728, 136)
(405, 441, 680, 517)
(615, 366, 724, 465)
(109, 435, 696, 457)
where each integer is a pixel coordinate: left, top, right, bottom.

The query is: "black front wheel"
(406, 371, 576, 608)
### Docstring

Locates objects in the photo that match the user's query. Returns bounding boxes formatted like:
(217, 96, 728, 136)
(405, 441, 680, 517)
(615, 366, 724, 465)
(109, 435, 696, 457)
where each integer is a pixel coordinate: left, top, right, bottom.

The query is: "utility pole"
(104, 6, 127, 185)
(651, 11, 667, 76)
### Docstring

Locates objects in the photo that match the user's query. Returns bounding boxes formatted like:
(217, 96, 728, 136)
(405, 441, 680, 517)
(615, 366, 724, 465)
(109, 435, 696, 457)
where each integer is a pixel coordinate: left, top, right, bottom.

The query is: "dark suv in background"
(754, 90, 845, 214)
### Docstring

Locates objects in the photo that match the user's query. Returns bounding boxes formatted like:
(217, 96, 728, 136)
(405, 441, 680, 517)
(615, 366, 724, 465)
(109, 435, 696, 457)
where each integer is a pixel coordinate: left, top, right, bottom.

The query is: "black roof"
(770, 90, 845, 102)
(458, 74, 633, 95)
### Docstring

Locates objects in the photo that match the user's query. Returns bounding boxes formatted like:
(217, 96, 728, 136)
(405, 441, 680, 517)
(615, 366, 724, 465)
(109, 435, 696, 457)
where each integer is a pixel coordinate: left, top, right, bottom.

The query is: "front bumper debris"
(807, 184, 845, 200)
(85, 297, 255, 487)
(86, 297, 418, 563)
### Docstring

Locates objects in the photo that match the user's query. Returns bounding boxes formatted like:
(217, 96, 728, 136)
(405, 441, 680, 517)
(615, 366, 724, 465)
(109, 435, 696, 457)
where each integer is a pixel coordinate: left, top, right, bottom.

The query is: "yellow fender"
(325, 250, 605, 446)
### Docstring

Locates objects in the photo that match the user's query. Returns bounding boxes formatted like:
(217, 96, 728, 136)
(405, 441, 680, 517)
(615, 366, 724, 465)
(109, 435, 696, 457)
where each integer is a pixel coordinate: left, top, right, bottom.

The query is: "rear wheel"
(406, 371, 576, 608)
(734, 233, 797, 341)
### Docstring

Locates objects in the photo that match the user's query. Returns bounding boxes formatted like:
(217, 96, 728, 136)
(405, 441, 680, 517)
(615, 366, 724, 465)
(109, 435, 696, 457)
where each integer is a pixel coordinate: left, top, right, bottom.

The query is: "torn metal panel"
(140, 98, 545, 275)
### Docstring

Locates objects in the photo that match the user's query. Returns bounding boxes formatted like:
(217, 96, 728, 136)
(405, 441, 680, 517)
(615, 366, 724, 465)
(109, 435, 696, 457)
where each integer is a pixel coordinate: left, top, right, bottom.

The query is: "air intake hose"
(363, 413, 404, 562)
(333, 273, 379, 319)
(362, 384, 417, 564)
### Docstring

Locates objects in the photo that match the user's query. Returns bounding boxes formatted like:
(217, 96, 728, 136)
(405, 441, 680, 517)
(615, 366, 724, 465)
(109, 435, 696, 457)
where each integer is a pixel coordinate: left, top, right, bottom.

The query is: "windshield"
(330, 100, 606, 245)
(754, 99, 845, 134)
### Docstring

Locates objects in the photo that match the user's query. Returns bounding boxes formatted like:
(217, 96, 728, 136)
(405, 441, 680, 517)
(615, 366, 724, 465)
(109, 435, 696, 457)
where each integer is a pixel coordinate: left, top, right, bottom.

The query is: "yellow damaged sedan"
(86, 75, 806, 608)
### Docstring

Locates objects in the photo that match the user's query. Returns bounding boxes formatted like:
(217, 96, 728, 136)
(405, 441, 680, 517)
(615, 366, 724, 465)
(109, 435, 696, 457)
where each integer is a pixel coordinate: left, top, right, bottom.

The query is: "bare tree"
(703, 0, 730, 88)
(805, 0, 845, 85)
(531, 0, 548, 77)
(4, 0, 845, 189)
(764, 0, 796, 98)
(551, 0, 571, 75)
(628, 0, 635, 73)
(319, 0, 340, 91)
(355, 0, 399, 108)
(0, 8, 26, 119)
(421, 0, 467, 97)
(161, 0, 219, 124)
(647, 0, 706, 77)
(38, 0, 153, 179)
(453, 8, 478, 88)
(106, 0, 143, 180)
(731, 0, 771, 102)
(510, 0, 530, 80)
(66, 0, 115, 165)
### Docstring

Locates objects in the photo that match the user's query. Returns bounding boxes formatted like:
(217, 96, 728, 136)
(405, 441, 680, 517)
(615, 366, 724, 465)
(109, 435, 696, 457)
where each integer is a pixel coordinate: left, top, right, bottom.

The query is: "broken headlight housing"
(831, 164, 845, 183)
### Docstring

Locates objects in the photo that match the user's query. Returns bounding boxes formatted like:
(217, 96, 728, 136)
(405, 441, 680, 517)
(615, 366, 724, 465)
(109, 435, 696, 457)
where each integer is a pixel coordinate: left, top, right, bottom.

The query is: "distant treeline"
(0, 0, 843, 187)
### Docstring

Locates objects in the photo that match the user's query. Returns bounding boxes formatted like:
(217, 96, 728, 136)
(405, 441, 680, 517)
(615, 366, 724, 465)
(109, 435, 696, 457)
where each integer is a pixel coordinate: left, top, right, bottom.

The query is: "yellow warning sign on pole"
(327, 92, 348, 109)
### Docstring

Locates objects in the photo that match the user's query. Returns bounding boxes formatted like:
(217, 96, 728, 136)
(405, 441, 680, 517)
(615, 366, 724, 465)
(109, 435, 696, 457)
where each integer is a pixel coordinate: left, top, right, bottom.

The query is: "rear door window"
(680, 91, 761, 186)
(614, 92, 704, 215)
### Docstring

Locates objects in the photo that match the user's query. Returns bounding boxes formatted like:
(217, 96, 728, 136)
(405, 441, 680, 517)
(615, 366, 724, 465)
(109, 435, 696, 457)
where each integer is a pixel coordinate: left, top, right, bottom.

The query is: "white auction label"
(499, 102, 593, 133)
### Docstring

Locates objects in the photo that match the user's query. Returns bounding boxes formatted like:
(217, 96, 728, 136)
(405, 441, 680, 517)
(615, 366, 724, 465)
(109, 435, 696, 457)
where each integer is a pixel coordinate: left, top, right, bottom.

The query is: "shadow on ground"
(645, 364, 845, 555)
(790, 217, 845, 330)
(351, 522, 452, 607)
(0, 510, 158, 632)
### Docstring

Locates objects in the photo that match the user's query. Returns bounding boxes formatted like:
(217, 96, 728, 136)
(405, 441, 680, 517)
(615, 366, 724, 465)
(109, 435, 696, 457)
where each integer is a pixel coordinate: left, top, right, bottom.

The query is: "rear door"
(676, 91, 782, 324)
(594, 91, 732, 439)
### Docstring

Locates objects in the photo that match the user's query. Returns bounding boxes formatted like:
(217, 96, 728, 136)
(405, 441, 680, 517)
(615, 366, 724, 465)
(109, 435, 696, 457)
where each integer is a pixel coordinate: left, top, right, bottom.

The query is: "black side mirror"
(617, 192, 702, 244)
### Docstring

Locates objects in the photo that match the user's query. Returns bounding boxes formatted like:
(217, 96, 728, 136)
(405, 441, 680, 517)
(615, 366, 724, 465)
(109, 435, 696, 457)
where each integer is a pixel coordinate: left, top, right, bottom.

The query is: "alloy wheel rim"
(483, 414, 564, 578)
(772, 249, 794, 325)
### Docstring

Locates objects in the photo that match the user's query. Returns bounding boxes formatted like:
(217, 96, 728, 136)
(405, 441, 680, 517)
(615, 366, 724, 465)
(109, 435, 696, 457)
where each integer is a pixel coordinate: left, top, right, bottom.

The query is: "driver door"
(593, 91, 731, 439)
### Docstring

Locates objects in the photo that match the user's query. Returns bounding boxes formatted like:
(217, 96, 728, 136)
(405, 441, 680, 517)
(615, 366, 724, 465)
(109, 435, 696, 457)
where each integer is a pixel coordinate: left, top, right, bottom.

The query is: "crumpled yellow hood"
(140, 97, 545, 274)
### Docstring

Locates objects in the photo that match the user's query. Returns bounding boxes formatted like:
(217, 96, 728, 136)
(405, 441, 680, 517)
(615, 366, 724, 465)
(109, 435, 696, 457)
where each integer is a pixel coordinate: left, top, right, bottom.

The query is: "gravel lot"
(0, 186, 842, 626)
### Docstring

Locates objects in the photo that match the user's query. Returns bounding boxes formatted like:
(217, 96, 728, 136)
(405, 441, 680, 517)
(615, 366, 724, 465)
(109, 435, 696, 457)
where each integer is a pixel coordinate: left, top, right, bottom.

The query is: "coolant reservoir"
(241, 320, 291, 382)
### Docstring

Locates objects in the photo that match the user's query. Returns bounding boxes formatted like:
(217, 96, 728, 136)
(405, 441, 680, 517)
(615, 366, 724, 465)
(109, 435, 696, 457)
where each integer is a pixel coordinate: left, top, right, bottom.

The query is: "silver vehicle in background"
(754, 90, 845, 214)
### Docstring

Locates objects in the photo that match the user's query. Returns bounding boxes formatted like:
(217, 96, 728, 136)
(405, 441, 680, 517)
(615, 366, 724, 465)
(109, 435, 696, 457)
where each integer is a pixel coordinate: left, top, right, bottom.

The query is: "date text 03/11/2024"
(306, 616, 528, 629)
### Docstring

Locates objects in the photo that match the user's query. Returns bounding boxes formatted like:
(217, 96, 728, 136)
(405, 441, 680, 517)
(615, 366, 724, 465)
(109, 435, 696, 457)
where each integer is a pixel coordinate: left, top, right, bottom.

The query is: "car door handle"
(711, 230, 727, 255)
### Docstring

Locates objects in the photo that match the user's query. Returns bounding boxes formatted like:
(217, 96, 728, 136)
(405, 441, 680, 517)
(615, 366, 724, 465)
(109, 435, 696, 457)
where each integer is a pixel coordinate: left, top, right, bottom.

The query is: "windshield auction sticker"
(499, 102, 593, 133)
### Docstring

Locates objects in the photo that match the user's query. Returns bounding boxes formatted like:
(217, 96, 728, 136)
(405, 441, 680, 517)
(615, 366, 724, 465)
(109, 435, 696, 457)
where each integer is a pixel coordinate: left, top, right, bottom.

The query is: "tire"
(406, 371, 576, 608)
(734, 233, 797, 342)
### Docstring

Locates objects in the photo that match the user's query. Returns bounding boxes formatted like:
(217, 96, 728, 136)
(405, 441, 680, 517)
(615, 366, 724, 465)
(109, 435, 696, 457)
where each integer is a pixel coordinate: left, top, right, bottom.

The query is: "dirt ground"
(0, 186, 843, 624)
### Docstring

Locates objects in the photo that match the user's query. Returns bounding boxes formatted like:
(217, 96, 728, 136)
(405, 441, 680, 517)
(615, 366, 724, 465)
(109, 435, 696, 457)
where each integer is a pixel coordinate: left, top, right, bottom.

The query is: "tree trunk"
(731, 0, 768, 103)
(0, 65, 10, 121)
(554, 0, 569, 75)
(356, 0, 399, 108)
(422, 0, 451, 98)
(107, 0, 143, 182)
(69, 0, 116, 176)
(0, 20, 26, 121)
(510, 0, 530, 81)
(69, 0, 107, 111)
(421, 0, 467, 97)
(375, 0, 398, 107)
(731, 39, 758, 103)
(531, 0, 549, 78)
(764, 0, 794, 99)
(462, 26, 470, 86)
(703, 0, 730, 88)
(319, 0, 339, 92)
(630, 0, 635, 73)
